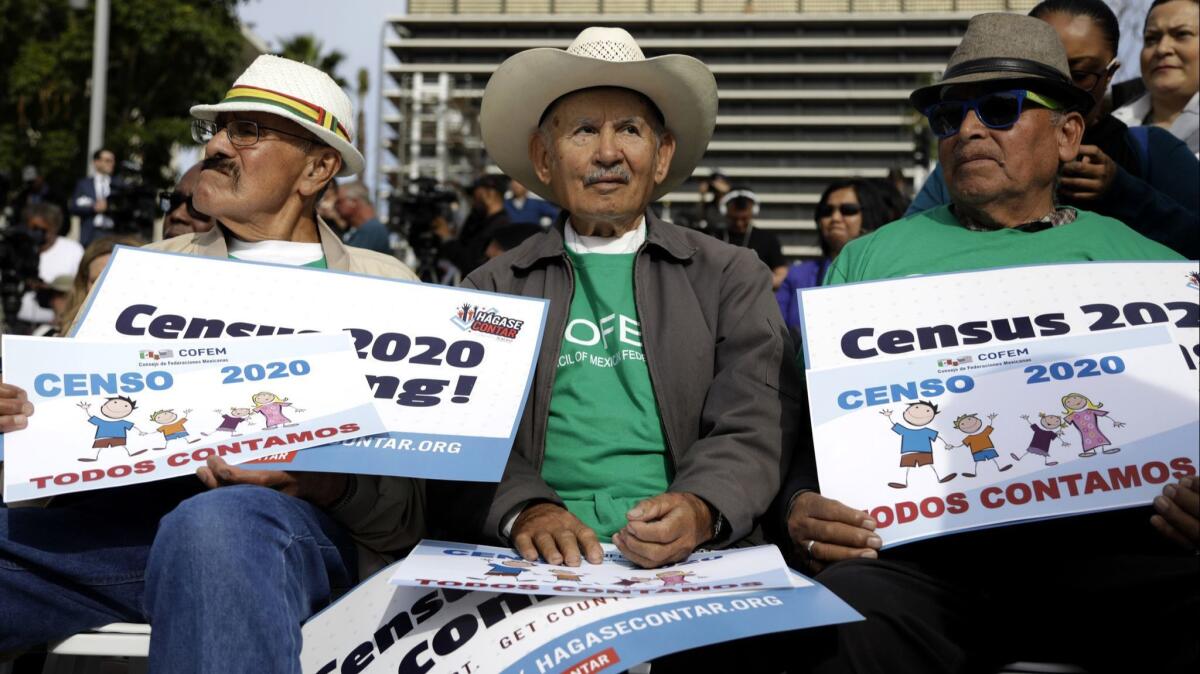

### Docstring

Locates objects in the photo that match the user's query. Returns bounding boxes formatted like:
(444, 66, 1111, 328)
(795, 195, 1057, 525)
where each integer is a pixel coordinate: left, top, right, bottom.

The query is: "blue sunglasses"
(923, 89, 1063, 139)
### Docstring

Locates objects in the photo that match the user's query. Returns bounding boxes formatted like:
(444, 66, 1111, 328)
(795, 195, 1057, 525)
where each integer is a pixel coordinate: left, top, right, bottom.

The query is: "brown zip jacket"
(448, 211, 800, 546)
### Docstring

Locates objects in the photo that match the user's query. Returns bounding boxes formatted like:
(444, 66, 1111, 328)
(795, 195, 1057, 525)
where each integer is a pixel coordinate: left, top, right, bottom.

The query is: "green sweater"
(827, 205, 1183, 285)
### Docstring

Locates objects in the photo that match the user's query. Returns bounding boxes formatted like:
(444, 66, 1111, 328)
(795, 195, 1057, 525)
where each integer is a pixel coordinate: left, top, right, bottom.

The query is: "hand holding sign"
(786, 492, 881, 573)
(0, 382, 33, 433)
(613, 492, 713, 569)
(511, 502, 604, 566)
(196, 455, 351, 509)
(1151, 475, 1200, 551)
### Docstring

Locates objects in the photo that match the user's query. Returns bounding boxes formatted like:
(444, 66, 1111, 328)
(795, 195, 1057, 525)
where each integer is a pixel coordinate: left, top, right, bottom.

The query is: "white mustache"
(584, 167, 630, 186)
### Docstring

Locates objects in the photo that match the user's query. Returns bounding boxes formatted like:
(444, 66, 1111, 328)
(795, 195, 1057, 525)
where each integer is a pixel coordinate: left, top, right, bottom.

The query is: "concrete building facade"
(382, 0, 1037, 257)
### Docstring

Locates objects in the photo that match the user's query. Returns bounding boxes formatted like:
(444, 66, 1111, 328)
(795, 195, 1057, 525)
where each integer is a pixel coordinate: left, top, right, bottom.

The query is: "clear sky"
(237, 0, 407, 197)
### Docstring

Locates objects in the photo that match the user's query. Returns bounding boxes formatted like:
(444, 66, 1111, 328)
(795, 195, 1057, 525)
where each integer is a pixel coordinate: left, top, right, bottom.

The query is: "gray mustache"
(201, 155, 239, 178)
(584, 166, 630, 186)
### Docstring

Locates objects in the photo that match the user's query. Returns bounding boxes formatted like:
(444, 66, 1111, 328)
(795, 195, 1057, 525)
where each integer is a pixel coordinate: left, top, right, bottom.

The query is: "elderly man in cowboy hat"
(0, 55, 421, 672)
(778, 14, 1194, 674)
(428, 27, 799, 572)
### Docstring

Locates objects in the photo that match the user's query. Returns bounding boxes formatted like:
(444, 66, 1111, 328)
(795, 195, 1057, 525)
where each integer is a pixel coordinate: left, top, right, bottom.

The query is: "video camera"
(0, 224, 42, 333)
(387, 177, 460, 279)
(106, 161, 159, 236)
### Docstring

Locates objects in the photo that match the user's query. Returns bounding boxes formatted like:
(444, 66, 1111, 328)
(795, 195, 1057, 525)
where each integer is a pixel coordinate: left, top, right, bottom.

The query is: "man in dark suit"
(69, 148, 117, 245)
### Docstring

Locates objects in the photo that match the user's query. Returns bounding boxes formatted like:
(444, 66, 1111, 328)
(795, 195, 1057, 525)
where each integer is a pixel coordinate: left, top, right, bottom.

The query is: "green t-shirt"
(541, 249, 670, 540)
(827, 205, 1184, 285)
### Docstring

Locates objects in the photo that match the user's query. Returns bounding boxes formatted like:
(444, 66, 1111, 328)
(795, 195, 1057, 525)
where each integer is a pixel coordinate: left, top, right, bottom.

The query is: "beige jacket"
(10, 219, 424, 578)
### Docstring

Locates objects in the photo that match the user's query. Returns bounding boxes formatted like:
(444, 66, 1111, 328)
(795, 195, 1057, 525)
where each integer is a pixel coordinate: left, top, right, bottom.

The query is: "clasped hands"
(511, 492, 713, 569)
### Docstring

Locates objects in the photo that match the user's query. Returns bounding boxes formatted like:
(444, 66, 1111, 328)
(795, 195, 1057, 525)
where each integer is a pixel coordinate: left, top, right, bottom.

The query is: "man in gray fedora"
(430, 27, 799, 573)
(779, 14, 1195, 674)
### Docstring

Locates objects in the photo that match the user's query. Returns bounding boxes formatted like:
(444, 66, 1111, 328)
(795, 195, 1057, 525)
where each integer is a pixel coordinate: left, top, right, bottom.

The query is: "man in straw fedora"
(428, 27, 799, 576)
(0, 55, 422, 671)
(778, 14, 1194, 673)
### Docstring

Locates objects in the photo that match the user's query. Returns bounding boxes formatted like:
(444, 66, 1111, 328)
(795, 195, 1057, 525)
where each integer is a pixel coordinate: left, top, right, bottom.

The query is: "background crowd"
(2, 0, 1194, 341)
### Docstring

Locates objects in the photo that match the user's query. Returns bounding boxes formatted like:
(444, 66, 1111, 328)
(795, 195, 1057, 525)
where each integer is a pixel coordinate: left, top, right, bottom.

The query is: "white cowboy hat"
(480, 26, 718, 204)
(190, 54, 364, 177)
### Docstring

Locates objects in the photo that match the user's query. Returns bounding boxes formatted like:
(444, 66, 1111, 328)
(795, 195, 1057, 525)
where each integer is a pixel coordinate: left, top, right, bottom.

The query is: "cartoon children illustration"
(251, 392, 301, 430)
(203, 407, 256, 438)
(612, 577, 653, 587)
(655, 570, 697, 586)
(547, 569, 586, 583)
(481, 559, 537, 579)
(948, 412, 1012, 477)
(77, 397, 150, 462)
(1061, 392, 1125, 457)
(150, 409, 200, 449)
(880, 401, 957, 489)
(1011, 413, 1071, 466)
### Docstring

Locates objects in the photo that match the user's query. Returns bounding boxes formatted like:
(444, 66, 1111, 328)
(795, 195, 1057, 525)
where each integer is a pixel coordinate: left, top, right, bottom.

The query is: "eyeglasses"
(1070, 58, 1119, 92)
(816, 203, 862, 218)
(158, 190, 209, 221)
(923, 89, 1063, 139)
(1070, 70, 1106, 91)
(191, 118, 319, 148)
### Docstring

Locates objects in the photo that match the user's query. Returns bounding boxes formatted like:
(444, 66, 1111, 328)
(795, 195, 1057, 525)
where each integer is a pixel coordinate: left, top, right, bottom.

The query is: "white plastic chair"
(41, 623, 150, 674)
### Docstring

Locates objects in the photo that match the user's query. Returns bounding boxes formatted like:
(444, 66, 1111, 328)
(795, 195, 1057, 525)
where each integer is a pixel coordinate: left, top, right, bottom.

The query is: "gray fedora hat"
(910, 13, 1094, 114)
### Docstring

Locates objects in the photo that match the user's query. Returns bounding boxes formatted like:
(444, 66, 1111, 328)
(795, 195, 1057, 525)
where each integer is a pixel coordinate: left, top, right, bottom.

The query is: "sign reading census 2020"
(800, 261, 1200, 547)
(1, 333, 385, 502)
(71, 246, 549, 482)
(300, 557, 861, 674)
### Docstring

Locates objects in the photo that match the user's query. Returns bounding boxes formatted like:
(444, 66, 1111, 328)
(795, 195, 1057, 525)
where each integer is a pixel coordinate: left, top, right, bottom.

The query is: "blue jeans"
(0, 479, 357, 672)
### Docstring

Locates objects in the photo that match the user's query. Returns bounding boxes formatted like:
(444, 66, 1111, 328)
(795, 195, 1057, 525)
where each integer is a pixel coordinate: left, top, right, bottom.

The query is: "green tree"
(277, 34, 347, 89)
(355, 66, 368, 177)
(0, 0, 247, 209)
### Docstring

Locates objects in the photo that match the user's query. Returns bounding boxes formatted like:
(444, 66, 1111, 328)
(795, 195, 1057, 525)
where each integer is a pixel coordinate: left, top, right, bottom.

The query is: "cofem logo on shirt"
(452, 303, 526, 340)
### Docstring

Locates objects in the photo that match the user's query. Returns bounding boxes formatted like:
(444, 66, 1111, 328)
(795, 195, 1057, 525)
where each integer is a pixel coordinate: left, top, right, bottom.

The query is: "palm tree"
(277, 34, 348, 89)
(355, 67, 369, 175)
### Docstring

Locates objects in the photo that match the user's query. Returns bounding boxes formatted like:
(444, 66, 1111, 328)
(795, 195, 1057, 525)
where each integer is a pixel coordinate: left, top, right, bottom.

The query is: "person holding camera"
(15, 202, 83, 331)
(433, 174, 511, 275)
(689, 168, 730, 230)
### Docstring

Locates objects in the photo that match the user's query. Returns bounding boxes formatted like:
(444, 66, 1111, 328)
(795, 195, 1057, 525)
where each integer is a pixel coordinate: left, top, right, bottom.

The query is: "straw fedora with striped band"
(191, 55, 364, 177)
(480, 26, 718, 204)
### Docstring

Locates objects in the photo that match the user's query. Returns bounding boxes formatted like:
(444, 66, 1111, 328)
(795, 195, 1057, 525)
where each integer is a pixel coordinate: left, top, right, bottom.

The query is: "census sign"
(1, 333, 383, 501)
(798, 262, 1200, 546)
(71, 247, 549, 482)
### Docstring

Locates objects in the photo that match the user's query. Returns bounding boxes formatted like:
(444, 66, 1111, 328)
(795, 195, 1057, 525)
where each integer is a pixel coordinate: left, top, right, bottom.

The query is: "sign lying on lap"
(301, 557, 861, 674)
(389, 540, 800, 598)
(799, 262, 1200, 547)
(70, 247, 549, 482)
(0, 333, 383, 501)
